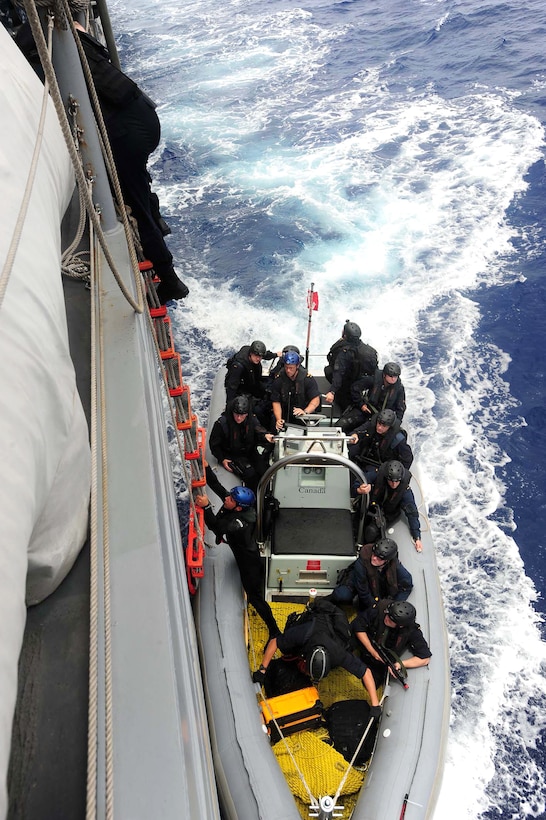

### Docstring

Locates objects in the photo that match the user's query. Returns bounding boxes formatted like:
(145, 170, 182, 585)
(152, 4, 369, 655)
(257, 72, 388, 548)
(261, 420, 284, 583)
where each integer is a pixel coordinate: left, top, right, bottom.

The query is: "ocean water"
(110, 0, 546, 817)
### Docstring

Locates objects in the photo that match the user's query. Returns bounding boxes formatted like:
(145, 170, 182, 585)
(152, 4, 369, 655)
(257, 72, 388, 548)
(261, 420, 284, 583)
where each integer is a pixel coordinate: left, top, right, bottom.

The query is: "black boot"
(156, 268, 189, 303)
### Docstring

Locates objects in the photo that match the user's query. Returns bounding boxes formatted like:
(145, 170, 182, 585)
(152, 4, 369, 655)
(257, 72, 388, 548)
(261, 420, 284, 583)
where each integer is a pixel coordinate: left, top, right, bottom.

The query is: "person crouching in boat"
(209, 395, 275, 492)
(352, 601, 431, 685)
(195, 486, 280, 639)
(327, 537, 413, 613)
(270, 350, 321, 431)
(252, 603, 381, 716)
(356, 460, 423, 552)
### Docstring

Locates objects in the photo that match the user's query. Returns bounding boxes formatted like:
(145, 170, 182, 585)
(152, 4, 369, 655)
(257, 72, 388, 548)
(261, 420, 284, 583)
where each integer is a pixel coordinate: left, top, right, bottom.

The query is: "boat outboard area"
(1, 9, 219, 820)
(196, 354, 451, 820)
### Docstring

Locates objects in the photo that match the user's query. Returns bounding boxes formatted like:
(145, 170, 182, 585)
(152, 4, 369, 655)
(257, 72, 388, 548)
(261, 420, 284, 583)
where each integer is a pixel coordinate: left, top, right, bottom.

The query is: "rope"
(21, 0, 145, 314)
(96, 244, 115, 820)
(86, 229, 115, 820)
(86, 216, 99, 820)
(0, 11, 54, 312)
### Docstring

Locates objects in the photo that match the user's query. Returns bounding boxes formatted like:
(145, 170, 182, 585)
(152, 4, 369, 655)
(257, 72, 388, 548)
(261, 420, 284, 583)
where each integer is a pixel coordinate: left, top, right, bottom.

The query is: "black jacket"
(352, 414, 413, 469)
(224, 345, 275, 402)
(350, 371, 406, 420)
(209, 401, 269, 463)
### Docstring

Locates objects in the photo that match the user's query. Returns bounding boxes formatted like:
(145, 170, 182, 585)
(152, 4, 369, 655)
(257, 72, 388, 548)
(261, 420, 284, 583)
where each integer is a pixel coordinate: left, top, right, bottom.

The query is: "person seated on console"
(353, 460, 423, 552)
(270, 350, 320, 432)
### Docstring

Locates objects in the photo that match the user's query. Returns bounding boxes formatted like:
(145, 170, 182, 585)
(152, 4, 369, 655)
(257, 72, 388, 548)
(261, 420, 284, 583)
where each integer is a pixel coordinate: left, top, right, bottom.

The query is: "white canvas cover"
(0, 24, 90, 817)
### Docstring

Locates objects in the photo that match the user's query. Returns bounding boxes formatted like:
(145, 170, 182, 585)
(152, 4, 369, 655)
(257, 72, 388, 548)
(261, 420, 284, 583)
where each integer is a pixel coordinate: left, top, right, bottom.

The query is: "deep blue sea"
(110, 0, 546, 816)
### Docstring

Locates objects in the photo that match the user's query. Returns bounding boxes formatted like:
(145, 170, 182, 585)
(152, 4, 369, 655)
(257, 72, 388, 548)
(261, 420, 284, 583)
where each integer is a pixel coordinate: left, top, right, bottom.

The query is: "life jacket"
(327, 339, 378, 381)
(358, 543, 399, 601)
(225, 345, 264, 397)
(355, 416, 407, 466)
(362, 371, 404, 415)
(326, 338, 347, 368)
(272, 366, 309, 409)
(354, 341, 379, 379)
(370, 462, 412, 517)
(374, 600, 414, 655)
(216, 412, 256, 456)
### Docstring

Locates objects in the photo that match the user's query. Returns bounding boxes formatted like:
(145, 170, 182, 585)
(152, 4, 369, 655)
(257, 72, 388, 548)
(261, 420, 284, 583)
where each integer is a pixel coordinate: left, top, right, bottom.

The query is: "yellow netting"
(247, 602, 377, 820)
(275, 729, 364, 799)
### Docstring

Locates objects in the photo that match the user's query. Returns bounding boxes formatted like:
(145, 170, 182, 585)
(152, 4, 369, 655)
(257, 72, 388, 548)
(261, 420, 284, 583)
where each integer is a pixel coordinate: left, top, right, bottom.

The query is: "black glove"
(252, 669, 266, 685)
(369, 705, 382, 719)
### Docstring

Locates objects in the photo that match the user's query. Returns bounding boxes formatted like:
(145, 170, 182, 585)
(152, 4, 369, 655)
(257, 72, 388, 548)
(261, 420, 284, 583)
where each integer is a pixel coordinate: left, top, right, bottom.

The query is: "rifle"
(371, 639, 409, 689)
(368, 503, 387, 539)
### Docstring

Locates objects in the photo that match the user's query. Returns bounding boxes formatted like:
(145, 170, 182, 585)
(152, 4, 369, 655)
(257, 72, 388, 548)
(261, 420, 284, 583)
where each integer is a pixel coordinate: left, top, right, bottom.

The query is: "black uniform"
(338, 371, 406, 431)
(325, 338, 379, 412)
(203, 487, 279, 637)
(352, 600, 431, 683)
(209, 400, 272, 492)
(348, 414, 413, 477)
(330, 542, 413, 612)
(224, 345, 276, 404)
(270, 366, 320, 427)
(364, 462, 421, 543)
(277, 617, 369, 681)
(76, 31, 179, 285)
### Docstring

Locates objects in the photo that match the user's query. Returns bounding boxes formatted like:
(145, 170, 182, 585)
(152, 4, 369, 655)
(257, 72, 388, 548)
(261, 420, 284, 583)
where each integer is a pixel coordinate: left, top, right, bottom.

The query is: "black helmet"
(232, 395, 250, 415)
(386, 460, 404, 482)
(283, 350, 300, 366)
(386, 601, 416, 627)
(282, 344, 300, 356)
(373, 538, 398, 561)
(249, 340, 266, 357)
(377, 409, 396, 427)
(343, 321, 361, 342)
(383, 362, 401, 378)
(306, 645, 331, 682)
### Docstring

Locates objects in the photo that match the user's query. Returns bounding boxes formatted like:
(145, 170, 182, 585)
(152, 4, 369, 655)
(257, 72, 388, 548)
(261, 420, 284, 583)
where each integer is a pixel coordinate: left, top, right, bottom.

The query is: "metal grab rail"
(255, 451, 370, 544)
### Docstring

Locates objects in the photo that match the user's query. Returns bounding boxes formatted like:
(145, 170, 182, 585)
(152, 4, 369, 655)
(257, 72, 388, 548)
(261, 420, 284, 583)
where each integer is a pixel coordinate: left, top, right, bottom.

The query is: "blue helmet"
(283, 350, 300, 366)
(230, 486, 256, 508)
